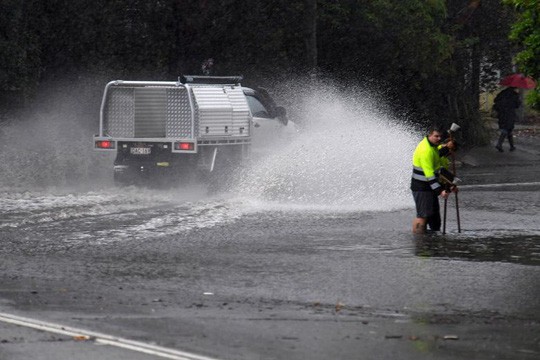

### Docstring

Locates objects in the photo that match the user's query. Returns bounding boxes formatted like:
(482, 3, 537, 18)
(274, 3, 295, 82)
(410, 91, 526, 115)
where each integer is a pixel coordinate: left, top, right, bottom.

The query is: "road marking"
(461, 181, 540, 189)
(0, 312, 219, 360)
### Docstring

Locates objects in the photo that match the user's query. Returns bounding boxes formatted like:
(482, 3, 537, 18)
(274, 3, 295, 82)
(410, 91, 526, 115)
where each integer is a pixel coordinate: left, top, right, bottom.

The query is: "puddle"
(414, 232, 540, 266)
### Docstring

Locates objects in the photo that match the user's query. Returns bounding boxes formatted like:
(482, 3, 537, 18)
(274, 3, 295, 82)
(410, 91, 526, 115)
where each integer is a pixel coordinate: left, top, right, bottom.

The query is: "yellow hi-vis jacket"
(410, 137, 448, 194)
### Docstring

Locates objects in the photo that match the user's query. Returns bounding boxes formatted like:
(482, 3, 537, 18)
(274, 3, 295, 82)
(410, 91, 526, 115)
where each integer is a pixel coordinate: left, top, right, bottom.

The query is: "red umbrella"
(499, 73, 537, 89)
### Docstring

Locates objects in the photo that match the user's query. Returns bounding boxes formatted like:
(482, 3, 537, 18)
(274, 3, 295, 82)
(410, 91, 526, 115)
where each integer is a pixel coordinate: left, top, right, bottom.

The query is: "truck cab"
(242, 87, 296, 153)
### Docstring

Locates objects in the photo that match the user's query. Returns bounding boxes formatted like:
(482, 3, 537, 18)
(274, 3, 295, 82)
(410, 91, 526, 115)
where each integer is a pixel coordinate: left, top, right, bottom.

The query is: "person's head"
(427, 126, 443, 145)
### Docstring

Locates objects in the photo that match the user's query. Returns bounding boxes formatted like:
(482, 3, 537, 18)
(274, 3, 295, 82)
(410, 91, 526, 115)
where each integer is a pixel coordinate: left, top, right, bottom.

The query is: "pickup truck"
(94, 75, 293, 186)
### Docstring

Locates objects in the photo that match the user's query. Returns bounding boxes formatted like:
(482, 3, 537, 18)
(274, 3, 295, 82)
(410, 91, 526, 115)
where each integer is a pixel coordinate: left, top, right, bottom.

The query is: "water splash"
(0, 81, 420, 214)
(234, 87, 418, 212)
(0, 84, 111, 190)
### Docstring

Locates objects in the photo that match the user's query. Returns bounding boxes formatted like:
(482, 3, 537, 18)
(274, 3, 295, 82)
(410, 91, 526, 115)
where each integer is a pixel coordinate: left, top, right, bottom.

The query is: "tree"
(317, 0, 452, 115)
(436, 0, 516, 144)
(0, 0, 43, 105)
(504, 0, 540, 108)
(0, 0, 523, 144)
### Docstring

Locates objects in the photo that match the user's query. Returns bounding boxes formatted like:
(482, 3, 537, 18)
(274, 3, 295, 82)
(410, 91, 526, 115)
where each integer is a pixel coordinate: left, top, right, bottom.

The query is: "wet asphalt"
(0, 128, 539, 360)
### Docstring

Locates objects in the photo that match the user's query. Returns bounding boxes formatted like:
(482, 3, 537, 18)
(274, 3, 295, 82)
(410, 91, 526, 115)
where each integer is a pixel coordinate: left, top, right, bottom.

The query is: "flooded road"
(0, 173, 539, 359)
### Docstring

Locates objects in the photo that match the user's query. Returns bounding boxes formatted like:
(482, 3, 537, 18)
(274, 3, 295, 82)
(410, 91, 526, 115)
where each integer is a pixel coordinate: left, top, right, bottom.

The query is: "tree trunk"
(470, 42, 481, 114)
(304, 0, 317, 80)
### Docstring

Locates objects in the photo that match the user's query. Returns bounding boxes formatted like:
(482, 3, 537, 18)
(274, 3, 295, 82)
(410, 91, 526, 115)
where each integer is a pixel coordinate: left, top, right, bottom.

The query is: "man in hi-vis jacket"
(411, 127, 457, 234)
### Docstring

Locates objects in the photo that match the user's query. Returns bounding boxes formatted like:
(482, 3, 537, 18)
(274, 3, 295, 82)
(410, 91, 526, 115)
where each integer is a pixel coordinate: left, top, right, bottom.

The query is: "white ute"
(94, 75, 294, 185)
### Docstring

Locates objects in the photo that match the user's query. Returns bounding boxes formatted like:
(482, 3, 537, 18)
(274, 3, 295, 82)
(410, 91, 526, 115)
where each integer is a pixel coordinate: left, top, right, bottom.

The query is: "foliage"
(0, 0, 42, 99)
(504, 0, 540, 108)
(317, 0, 453, 117)
(0, 0, 522, 144)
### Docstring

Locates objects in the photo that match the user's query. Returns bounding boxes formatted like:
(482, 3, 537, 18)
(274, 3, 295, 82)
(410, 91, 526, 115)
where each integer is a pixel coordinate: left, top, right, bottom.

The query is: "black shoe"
(510, 146, 516, 152)
(495, 145, 503, 152)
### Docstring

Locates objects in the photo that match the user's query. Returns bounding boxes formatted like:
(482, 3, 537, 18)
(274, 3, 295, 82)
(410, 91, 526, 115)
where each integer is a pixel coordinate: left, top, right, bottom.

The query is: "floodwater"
(1, 87, 539, 359)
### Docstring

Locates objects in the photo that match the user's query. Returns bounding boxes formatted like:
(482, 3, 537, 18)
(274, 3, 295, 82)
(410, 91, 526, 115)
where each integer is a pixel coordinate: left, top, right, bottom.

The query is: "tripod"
(442, 128, 461, 235)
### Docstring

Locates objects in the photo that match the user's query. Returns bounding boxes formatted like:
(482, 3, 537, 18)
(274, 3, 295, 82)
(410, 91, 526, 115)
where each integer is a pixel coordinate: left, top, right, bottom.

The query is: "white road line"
(0, 312, 219, 360)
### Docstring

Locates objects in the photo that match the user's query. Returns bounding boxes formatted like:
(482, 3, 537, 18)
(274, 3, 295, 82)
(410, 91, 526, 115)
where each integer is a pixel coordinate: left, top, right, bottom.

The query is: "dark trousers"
(427, 197, 441, 231)
(496, 129, 515, 149)
(413, 190, 442, 231)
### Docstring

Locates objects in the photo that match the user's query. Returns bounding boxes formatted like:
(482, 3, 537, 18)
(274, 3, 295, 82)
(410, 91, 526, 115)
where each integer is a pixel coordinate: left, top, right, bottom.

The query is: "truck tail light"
(174, 142, 194, 151)
(96, 140, 115, 149)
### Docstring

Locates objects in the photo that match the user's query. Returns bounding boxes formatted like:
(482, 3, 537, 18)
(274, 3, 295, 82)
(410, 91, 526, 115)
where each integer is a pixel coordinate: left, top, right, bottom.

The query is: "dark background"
(0, 0, 517, 144)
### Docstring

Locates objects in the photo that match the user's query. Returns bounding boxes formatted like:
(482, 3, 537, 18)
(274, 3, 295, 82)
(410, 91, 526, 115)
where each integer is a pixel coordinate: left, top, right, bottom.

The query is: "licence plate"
(130, 147, 151, 155)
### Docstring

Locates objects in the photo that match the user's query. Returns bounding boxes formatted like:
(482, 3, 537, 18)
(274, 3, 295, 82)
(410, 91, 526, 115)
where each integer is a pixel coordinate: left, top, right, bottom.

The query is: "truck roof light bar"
(179, 75, 243, 85)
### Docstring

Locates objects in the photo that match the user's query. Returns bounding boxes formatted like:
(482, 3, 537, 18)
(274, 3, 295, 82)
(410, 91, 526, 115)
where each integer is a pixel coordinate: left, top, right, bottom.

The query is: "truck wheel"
(206, 148, 243, 193)
(113, 171, 129, 187)
(113, 165, 134, 187)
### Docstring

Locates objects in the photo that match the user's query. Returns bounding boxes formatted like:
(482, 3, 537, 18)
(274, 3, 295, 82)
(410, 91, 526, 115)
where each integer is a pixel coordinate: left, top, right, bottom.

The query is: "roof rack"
(179, 75, 243, 85)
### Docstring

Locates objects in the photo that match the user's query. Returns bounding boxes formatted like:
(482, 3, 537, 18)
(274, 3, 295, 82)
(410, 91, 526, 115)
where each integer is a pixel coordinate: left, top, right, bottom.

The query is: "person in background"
(411, 126, 457, 234)
(493, 86, 520, 152)
(201, 58, 214, 76)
